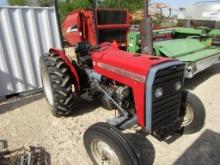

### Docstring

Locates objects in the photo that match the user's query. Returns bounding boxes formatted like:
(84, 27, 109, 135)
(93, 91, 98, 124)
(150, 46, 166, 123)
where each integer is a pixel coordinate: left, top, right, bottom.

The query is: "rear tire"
(40, 53, 76, 117)
(181, 91, 206, 134)
(83, 122, 139, 165)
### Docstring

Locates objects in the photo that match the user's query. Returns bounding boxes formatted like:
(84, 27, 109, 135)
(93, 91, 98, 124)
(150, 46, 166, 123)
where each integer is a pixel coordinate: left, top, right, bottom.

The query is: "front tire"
(40, 53, 76, 117)
(181, 91, 206, 134)
(83, 122, 139, 165)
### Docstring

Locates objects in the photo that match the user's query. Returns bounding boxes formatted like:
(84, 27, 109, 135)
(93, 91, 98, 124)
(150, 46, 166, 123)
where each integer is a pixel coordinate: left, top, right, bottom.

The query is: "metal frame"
(185, 53, 220, 78)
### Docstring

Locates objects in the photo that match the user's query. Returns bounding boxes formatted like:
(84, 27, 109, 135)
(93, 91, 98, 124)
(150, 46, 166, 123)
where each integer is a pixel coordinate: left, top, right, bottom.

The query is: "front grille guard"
(145, 61, 185, 139)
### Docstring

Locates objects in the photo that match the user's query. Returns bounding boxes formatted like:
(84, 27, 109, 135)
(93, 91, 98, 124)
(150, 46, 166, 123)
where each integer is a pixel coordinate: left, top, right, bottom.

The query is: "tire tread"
(40, 53, 75, 116)
(83, 122, 139, 165)
(183, 91, 206, 134)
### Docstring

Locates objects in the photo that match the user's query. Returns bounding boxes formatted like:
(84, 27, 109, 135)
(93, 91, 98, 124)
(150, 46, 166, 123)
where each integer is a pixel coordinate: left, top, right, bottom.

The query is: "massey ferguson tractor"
(40, 0, 205, 164)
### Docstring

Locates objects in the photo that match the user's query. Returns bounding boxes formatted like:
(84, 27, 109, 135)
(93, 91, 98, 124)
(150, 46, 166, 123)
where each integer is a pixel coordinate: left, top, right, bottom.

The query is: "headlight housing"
(155, 87, 163, 98)
(174, 81, 182, 91)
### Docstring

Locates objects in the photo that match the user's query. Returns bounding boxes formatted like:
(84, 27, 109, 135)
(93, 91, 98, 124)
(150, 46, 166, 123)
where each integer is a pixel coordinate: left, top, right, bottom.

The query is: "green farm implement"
(128, 28, 220, 78)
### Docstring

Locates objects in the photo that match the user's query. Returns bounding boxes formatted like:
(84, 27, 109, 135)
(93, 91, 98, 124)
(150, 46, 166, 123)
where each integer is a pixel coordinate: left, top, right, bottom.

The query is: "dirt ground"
(0, 64, 220, 165)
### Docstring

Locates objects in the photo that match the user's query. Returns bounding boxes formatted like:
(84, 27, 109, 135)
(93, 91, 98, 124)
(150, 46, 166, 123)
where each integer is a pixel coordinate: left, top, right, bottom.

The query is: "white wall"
(0, 6, 62, 97)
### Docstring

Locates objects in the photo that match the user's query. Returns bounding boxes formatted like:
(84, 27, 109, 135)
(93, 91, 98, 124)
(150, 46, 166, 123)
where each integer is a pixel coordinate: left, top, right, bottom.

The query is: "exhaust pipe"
(90, 0, 99, 44)
(141, 0, 153, 55)
(54, 0, 64, 49)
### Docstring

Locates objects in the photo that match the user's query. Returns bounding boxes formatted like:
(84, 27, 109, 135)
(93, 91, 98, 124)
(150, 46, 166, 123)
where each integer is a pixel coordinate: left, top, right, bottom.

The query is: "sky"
(151, 0, 203, 8)
(0, 0, 7, 6)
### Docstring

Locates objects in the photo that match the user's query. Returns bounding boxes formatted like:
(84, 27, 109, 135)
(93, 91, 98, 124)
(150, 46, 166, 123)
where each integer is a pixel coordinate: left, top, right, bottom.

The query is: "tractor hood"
(92, 43, 174, 84)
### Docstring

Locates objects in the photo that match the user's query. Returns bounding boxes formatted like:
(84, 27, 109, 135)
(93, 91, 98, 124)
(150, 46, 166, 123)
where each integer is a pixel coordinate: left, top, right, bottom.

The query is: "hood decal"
(97, 62, 146, 83)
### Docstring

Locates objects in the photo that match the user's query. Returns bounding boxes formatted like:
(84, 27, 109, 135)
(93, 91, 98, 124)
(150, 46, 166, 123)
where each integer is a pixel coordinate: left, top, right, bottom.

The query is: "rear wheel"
(40, 53, 76, 117)
(83, 122, 139, 165)
(181, 91, 206, 134)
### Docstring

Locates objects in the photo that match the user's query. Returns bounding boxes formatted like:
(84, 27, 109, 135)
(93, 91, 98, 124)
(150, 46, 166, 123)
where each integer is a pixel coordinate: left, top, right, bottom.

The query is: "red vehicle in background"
(62, 7, 129, 48)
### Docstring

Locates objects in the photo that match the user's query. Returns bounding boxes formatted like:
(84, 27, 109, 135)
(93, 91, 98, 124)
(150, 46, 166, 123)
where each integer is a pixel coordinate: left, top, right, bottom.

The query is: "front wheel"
(83, 122, 139, 165)
(181, 91, 206, 134)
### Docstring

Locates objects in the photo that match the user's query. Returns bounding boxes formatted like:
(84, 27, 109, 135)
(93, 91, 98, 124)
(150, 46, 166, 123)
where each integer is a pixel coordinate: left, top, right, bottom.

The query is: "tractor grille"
(151, 64, 185, 131)
(97, 10, 127, 25)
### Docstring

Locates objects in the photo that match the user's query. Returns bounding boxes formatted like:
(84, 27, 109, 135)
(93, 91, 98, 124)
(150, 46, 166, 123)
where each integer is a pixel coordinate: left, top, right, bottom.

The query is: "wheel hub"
(181, 103, 194, 127)
(91, 140, 120, 165)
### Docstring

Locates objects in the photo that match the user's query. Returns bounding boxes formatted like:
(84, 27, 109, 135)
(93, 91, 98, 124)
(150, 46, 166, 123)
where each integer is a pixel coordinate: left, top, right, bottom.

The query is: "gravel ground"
(0, 64, 220, 165)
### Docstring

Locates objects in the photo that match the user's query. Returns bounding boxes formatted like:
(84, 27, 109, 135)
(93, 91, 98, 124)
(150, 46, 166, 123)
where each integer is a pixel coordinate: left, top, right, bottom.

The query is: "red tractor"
(40, 0, 205, 164)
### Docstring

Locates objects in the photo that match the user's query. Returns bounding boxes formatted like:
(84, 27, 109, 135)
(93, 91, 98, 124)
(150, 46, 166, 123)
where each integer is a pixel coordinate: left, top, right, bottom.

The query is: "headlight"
(155, 87, 163, 98)
(175, 81, 182, 91)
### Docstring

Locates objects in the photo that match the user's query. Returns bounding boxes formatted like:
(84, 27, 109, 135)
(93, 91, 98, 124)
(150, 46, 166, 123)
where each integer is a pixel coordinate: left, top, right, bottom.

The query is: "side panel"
(92, 46, 173, 126)
(93, 61, 146, 126)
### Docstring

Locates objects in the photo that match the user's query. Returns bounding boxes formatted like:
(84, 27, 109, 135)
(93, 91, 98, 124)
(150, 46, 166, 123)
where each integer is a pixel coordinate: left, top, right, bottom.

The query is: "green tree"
(38, 0, 54, 7)
(58, 0, 90, 22)
(99, 0, 143, 10)
(8, 0, 27, 6)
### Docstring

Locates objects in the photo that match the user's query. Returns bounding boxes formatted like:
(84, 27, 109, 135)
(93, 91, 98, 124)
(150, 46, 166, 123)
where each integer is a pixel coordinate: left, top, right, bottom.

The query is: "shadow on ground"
(0, 91, 101, 117)
(174, 129, 220, 165)
(0, 93, 44, 115)
(125, 132, 155, 165)
(184, 64, 220, 90)
(67, 96, 101, 117)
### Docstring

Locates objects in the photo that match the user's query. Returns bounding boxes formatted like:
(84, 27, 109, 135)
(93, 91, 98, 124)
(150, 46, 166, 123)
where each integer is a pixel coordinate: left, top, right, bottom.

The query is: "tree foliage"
(98, 0, 143, 10)
(58, 0, 91, 22)
(8, 0, 27, 6)
(38, 0, 54, 7)
(8, 0, 146, 10)
(8, 0, 147, 22)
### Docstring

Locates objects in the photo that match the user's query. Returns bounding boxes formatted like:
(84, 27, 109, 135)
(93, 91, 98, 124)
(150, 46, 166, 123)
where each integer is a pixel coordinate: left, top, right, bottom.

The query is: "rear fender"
(49, 48, 80, 93)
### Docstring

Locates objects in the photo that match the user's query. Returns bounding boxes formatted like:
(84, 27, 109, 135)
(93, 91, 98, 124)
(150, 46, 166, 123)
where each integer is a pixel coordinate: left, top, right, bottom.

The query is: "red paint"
(62, 10, 96, 46)
(62, 10, 83, 45)
(49, 48, 80, 93)
(83, 10, 97, 45)
(62, 9, 129, 47)
(97, 24, 129, 30)
(92, 44, 174, 126)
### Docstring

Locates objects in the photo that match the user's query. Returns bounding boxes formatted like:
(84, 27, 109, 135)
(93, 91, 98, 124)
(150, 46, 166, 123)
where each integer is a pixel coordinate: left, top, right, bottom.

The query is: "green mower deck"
(128, 28, 220, 78)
